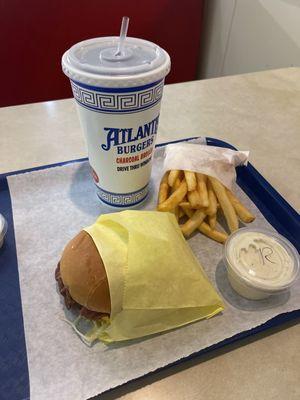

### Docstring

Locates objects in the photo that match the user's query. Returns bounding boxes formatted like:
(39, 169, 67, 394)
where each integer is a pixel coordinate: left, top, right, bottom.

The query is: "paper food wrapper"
(163, 143, 249, 189)
(84, 211, 224, 343)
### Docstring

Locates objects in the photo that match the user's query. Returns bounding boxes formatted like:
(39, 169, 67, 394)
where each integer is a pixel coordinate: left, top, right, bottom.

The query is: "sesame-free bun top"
(59, 230, 111, 314)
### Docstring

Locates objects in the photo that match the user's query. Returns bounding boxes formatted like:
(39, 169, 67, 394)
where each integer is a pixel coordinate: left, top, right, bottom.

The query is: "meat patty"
(55, 263, 107, 320)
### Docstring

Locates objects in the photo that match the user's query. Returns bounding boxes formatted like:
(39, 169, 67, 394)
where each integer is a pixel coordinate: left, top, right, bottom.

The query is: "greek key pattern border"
(71, 81, 164, 114)
(97, 185, 148, 207)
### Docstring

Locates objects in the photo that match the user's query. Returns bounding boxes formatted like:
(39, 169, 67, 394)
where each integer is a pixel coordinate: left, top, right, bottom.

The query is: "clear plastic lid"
(69, 36, 168, 75)
(224, 228, 299, 292)
(62, 37, 171, 87)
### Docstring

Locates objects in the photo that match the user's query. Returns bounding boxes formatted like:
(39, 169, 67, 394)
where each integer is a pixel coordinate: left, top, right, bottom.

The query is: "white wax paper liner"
(8, 147, 300, 400)
(163, 142, 249, 190)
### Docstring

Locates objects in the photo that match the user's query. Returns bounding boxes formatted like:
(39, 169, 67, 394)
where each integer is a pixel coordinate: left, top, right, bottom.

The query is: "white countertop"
(0, 67, 299, 399)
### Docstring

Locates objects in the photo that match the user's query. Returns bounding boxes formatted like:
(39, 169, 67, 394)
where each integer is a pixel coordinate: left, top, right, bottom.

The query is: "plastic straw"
(115, 16, 129, 56)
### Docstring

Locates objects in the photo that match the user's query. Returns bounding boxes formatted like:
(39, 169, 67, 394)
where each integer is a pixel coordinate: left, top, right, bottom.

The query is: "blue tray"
(0, 137, 299, 400)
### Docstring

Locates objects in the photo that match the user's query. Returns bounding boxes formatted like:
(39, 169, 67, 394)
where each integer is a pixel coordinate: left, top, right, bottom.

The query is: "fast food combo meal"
(54, 142, 253, 344)
(55, 141, 299, 344)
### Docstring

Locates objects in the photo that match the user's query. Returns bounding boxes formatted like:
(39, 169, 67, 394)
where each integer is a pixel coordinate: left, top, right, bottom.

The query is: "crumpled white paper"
(163, 142, 249, 190)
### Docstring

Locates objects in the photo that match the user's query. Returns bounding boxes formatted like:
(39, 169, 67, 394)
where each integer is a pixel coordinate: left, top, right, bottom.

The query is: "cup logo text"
(101, 116, 159, 153)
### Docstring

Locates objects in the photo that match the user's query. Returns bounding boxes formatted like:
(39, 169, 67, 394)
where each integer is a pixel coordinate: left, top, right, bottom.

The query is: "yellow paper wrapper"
(84, 211, 224, 343)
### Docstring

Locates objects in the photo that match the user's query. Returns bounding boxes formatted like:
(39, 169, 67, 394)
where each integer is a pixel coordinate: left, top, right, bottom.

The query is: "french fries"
(173, 177, 182, 191)
(179, 201, 192, 208)
(209, 177, 239, 233)
(205, 180, 217, 216)
(157, 169, 255, 243)
(157, 180, 187, 212)
(198, 221, 228, 244)
(168, 170, 180, 187)
(208, 214, 217, 230)
(196, 173, 209, 207)
(181, 206, 227, 244)
(225, 189, 255, 223)
(187, 190, 202, 209)
(180, 209, 206, 237)
(184, 171, 197, 191)
(171, 176, 182, 221)
(158, 172, 169, 204)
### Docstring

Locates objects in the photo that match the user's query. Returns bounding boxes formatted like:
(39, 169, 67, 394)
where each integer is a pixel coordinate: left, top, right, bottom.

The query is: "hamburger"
(55, 230, 111, 320)
(55, 211, 224, 344)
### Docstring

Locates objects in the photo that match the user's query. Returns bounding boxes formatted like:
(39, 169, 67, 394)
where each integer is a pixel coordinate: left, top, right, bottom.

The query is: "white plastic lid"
(224, 228, 299, 292)
(62, 36, 171, 88)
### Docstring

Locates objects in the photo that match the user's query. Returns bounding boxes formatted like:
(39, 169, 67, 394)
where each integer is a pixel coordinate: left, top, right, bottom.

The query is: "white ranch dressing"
(227, 231, 295, 289)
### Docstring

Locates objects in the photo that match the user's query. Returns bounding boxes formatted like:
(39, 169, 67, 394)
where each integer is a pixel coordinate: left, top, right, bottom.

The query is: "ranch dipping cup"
(62, 18, 170, 207)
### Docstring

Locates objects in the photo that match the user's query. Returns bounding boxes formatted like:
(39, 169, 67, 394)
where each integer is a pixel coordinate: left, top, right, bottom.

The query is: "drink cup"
(62, 35, 170, 207)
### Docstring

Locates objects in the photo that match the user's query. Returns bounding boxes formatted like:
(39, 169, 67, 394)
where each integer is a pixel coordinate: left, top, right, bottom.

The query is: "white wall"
(199, 0, 300, 79)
